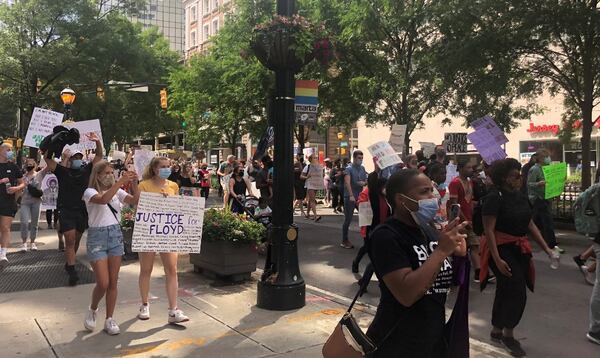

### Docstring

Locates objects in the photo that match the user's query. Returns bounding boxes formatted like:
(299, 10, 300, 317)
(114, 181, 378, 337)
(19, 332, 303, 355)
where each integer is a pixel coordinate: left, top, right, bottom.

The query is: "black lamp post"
(60, 87, 76, 121)
(256, 0, 305, 311)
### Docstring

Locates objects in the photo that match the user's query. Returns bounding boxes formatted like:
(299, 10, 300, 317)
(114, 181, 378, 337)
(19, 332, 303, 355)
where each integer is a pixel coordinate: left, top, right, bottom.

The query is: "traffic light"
(96, 86, 105, 101)
(340, 147, 346, 155)
(182, 120, 187, 128)
(160, 88, 168, 109)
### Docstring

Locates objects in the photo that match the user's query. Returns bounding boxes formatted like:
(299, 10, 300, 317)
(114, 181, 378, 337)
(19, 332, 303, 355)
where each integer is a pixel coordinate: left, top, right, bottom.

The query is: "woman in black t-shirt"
(367, 170, 467, 358)
(0, 143, 25, 270)
(481, 158, 555, 357)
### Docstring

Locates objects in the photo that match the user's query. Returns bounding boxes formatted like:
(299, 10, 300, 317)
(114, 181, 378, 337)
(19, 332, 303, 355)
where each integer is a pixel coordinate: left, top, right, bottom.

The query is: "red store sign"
(527, 117, 600, 135)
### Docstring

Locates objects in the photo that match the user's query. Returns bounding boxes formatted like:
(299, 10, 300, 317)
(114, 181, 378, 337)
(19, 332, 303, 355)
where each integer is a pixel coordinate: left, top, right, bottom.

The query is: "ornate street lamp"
(60, 87, 76, 121)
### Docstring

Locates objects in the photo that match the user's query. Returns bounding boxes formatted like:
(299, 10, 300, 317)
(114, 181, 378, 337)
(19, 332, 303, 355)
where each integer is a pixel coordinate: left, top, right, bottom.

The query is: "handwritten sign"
(358, 201, 373, 227)
(419, 142, 436, 158)
(63, 119, 103, 152)
(368, 141, 402, 170)
(542, 162, 567, 199)
(305, 164, 325, 190)
(40, 174, 59, 210)
(132, 192, 205, 253)
(389, 124, 407, 153)
(24, 107, 64, 148)
(444, 133, 467, 153)
(471, 115, 508, 144)
(133, 149, 156, 177)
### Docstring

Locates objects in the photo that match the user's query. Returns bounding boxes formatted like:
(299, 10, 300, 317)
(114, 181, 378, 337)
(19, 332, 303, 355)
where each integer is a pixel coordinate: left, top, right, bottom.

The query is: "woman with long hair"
(19, 158, 44, 252)
(82, 161, 138, 335)
(229, 164, 254, 214)
(366, 170, 467, 357)
(300, 154, 323, 222)
(137, 157, 190, 324)
(480, 158, 556, 357)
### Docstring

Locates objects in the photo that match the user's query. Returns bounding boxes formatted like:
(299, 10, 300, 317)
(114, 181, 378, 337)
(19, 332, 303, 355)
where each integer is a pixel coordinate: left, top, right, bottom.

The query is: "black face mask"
(26, 165, 35, 171)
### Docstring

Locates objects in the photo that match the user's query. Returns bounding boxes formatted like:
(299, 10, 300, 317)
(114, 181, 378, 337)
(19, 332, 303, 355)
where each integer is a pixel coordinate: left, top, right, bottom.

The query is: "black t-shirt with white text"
(0, 162, 22, 204)
(54, 163, 93, 211)
(367, 218, 453, 357)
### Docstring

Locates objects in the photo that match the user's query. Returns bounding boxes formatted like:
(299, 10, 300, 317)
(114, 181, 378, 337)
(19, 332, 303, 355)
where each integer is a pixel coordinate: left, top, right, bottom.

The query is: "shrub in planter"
(191, 208, 266, 281)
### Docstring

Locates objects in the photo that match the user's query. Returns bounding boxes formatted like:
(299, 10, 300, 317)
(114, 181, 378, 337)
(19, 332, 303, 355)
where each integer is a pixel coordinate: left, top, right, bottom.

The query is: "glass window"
(191, 31, 196, 47)
(213, 0, 219, 10)
(519, 140, 564, 162)
(212, 19, 219, 34)
(190, 6, 197, 22)
(203, 25, 209, 41)
(204, 0, 210, 14)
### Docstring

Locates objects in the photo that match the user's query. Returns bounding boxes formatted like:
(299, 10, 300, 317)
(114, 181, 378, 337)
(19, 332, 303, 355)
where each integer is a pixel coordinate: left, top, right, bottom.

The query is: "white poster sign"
(24, 107, 64, 148)
(134, 149, 156, 177)
(63, 119, 103, 152)
(368, 141, 402, 170)
(358, 201, 373, 228)
(302, 147, 316, 162)
(132, 192, 205, 253)
(444, 163, 459, 188)
(110, 150, 126, 161)
(40, 174, 59, 210)
(389, 124, 407, 153)
(420, 142, 436, 158)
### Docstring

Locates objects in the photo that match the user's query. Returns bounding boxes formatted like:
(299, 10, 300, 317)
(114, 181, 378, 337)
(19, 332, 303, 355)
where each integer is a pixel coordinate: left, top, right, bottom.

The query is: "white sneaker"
(0, 251, 8, 271)
(30, 243, 38, 251)
(554, 246, 566, 254)
(104, 317, 120, 335)
(84, 307, 97, 331)
(137, 303, 150, 320)
(168, 308, 190, 324)
(581, 266, 596, 286)
(19, 243, 28, 252)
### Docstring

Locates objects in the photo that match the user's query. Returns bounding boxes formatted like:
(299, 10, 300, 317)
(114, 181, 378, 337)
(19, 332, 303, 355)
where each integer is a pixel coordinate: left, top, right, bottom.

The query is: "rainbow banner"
(295, 80, 319, 125)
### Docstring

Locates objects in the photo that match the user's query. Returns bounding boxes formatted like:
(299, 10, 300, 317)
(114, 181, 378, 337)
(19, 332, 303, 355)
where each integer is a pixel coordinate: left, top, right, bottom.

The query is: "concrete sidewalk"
(0, 228, 511, 358)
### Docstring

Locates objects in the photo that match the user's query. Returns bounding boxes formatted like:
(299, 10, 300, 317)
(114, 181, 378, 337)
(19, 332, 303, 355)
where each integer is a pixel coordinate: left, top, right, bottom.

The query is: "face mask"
(544, 157, 551, 165)
(354, 159, 363, 166)
(158, 168, 171, 179)
(478, 171, 486, 179)
(71, 160, 83, 169)
(26, 165, 35, 172)
(100, 175, 115, 188)
(5, 151, 14, 161)
(402, 194, 439, 225)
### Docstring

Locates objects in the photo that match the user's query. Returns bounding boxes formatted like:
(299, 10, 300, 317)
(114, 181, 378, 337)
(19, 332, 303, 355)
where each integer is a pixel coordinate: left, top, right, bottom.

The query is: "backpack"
(472, 190, 502, 236)
(573, 183, 600, 235)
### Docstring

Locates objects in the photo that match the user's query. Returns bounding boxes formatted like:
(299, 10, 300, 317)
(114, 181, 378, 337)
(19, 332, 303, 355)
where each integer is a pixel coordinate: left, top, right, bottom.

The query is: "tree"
(441, 0, 600, 188)
(169, 0, 272, 153)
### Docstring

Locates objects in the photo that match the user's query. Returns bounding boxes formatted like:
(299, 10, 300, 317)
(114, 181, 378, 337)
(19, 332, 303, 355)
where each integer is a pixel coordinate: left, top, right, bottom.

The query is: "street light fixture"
(60, 87, 76, 121)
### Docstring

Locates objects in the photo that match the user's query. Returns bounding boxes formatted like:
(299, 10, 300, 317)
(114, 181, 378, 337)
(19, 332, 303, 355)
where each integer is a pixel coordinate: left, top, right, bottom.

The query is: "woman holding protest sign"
(82, 161, 138, 335)
(136, 157, 190, 324)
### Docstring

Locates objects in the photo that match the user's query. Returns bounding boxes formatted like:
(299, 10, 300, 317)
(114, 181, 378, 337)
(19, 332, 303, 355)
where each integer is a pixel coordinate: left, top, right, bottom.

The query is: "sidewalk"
(0, 228, 511, 358)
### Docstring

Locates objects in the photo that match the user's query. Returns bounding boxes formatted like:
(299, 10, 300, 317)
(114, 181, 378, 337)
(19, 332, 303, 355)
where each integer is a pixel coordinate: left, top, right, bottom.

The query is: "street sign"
(444, 132, 467, 153)
(295, 80, 318, 125)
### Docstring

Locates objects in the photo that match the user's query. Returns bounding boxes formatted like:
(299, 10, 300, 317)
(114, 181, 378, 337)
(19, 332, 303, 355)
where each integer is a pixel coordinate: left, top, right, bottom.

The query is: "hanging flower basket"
(251, 15, 332, 72)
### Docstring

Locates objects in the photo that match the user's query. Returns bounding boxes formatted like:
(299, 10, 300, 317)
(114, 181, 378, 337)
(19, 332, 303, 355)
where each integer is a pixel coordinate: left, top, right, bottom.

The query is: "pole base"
(257, 280, 305, 311)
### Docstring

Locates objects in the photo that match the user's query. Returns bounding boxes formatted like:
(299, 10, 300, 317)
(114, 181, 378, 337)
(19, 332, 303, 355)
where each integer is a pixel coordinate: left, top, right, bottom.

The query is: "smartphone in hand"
(450, 203, 461, 221)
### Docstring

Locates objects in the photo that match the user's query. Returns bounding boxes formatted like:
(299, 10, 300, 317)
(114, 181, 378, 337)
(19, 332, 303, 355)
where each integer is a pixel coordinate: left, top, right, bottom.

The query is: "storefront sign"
(526, 122, 560, 135)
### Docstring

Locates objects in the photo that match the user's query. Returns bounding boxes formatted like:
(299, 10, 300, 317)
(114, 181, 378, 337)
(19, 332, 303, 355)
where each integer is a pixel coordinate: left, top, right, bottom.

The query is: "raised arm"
(87, 132, 103, 165)
(88, 172, 135, 205)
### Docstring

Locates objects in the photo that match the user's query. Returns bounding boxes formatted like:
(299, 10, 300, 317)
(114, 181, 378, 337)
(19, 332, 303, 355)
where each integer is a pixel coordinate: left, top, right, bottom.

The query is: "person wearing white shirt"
(81, 161, 138, 336)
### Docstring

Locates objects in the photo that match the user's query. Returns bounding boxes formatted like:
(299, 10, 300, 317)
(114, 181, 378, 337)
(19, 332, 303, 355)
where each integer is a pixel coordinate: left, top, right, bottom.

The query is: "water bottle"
(549, 252, 560, 270)
(4, 181, 11, 194)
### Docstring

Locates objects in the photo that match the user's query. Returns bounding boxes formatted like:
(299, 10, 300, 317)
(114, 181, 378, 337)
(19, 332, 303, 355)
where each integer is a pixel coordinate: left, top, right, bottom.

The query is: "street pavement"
(0, 198, 595, 357)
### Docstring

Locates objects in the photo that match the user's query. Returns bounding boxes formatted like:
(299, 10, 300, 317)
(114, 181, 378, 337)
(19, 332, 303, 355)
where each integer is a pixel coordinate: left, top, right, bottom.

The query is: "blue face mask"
(402, 194, 439, 225)
(71, 159, 83, 169)
(5, 151, 14, 161)
(159, 168, 171, 179)
(544, 157, 551, 165)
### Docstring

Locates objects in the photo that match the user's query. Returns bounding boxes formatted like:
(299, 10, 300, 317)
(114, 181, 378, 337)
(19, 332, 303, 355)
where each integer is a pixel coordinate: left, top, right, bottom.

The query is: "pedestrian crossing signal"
(160, 89, 168, 109)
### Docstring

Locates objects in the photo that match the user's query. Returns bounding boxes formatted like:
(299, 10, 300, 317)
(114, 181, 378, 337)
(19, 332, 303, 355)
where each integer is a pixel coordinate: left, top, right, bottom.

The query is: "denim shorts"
(86, 224, 124, 262)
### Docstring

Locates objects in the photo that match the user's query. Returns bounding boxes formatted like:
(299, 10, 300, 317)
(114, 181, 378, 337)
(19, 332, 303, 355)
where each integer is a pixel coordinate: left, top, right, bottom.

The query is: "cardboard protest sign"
(304, 163, 325, 190)
(24, 107, 64, 148)
(63, 119, 103, 152)
(180, 187, 202, 197)
(132, 192, 205, 253)
(40, 174, 59, 210)
(303, 147, 316, 162)
(419, 142, 436, 158)
(444, 133, 467, 153)
(389, 124, 407, 153)
(471, 115, 508, 144)
(358, 201, 373, 228)
(368, 141, 402, 170)
(133, 149, 156, 177)
(543, 162, 567, 199)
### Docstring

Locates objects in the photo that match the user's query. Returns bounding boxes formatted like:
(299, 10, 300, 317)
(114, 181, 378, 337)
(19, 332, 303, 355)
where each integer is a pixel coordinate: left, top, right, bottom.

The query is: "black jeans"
(201, 187, 209, 199)
(46, 209, 58, 226)
(331, 186, 341, 208)
(532, 199, 557, 249)
(489, 244, 530, 329)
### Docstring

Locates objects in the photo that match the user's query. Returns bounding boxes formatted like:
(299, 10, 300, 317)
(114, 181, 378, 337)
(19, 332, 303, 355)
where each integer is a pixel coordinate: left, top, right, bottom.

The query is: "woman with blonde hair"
(82, 161, 138, 335)
(137, 156, 190, 324)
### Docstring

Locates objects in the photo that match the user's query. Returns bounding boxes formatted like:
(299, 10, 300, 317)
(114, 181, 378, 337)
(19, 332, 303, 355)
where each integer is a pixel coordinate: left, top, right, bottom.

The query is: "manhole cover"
(0, 250, 95, 293)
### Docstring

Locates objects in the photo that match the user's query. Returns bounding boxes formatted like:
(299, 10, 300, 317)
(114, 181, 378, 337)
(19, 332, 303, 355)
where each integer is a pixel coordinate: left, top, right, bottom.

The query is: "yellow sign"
(160, 89, 168, 109)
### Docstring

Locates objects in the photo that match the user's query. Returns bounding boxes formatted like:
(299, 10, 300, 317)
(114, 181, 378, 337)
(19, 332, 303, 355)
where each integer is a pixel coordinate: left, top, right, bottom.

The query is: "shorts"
(466, 228, 479, 247)
(58, 208, 89, 234)
(0, 200, 17, 218)
(86, 224, 124, 262)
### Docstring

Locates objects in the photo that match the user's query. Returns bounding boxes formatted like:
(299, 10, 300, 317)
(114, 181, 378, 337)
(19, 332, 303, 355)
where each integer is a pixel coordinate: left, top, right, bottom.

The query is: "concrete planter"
(190, 241, 257, 282)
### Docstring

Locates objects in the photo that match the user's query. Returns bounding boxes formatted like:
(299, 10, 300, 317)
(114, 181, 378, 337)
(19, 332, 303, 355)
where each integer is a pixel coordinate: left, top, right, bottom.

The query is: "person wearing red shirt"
(448, 159, 481, 282)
